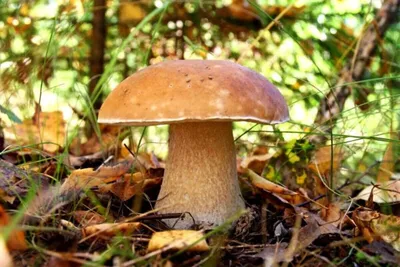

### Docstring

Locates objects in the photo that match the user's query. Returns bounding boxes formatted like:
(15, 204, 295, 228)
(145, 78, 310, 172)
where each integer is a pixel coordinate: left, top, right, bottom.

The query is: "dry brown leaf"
(308, 146, 343, 175)
(353, 209, 400, 251)
(300, 208, 340, 235)
(93, 160, 132, 177)
(5, 111, 65, 153)
(133, 152, 163, 170)
(247, 169, 297, 196)
(319, 202, 343, 228)
(257, 209, 328, 265)
(286, 217, 321, 261)
(108, 174, 142, 201)
(72, 210, 106, 227)
(109, 173, 162, 201)
(60, 161, 132, 192)
(61, 168, 116, 192)
(240, 147, 274, 175)
(82, 222, 141, 240)
(147, 230, 209, 252)
(308, 146, 344, 201)
(0, 159, 50, 205)
(0, 205, 27, 251)
(0, 189, 15, 204)
(355, 180, 400, 203)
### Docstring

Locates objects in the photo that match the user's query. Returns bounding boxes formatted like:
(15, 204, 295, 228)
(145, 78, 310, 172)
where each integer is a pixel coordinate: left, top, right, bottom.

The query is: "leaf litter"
(1, 123, 400, 266)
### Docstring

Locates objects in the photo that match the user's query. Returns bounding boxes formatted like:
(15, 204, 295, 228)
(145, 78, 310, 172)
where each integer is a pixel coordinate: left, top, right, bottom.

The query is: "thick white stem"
(155, 122, 245, 229)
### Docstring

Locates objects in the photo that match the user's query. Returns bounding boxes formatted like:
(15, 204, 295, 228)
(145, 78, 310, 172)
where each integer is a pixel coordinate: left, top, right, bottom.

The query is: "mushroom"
(98, 60, 289, 229)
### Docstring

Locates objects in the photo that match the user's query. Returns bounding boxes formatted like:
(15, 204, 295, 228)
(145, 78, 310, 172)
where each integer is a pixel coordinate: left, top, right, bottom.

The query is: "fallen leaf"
(133, 151, 164, 170)
(300, 207, 340, 235)
(72, 210, 106, 227)
(82, 222, 141, 240)
(286, 217, 321, 258)
(256, 212, 325, 265)
(355, 180, 400, 204)
(5, 111, 65, 153)
(60, 161, 132, 192)
(247, 169, 306, 204)
(0, 159, 49, 203)
(308, 146, 344, 202)
(247, 169, 297, 196)
(0, 205, 27, 251)
(119, 1, 147, 24)
(319, 202, 343, 228)
(364, 241, 400, 265)
(0, 189, 15, 204)
(308, 146, 343, 175)
(240, 146, 273, 174)
(109, 173, 162, 201)
(118, 1, 148, 36)
(147, 230, 209, 252)
(353, 209, 400, 251)
(23, 185, 72, 225)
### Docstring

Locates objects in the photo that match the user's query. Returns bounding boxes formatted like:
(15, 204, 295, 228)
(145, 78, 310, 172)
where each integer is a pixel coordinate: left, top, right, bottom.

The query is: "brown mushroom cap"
(98, 60, 289, 125)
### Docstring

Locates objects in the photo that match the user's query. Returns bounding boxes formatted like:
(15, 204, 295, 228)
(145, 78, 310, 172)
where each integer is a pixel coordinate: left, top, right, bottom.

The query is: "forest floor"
(1, 120, 400, 266)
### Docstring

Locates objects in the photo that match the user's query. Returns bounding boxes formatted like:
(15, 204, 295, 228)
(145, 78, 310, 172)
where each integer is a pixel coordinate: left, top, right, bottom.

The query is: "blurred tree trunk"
(311, 0, 400, 145)
(0, 125, 3, 152)
(89, 0, 107, 111)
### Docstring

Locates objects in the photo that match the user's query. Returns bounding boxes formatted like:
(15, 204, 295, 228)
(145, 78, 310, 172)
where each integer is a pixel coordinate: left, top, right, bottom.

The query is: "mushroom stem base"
(156, 121, 245, 229)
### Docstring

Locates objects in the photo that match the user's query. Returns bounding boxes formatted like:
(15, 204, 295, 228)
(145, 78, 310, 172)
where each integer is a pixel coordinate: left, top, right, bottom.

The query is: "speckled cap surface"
(98, 60, 289, 126)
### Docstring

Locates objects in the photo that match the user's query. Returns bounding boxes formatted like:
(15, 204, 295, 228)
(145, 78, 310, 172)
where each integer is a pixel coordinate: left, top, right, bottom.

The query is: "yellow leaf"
(295, 170, 307, 185)
(5, 111, 65, 153)
(287, 151, 300, 163)
(19, 3, 30, 16)
(147, 230, 209, 252)
(119, 1, 147, 24)
(265, 165, 276, 180)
